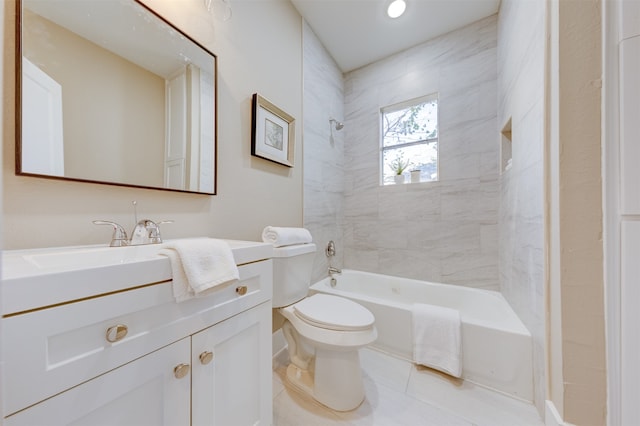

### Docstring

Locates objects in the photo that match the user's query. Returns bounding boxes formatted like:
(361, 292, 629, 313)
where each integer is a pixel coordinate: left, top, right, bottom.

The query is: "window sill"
(381, 180, 438, 188)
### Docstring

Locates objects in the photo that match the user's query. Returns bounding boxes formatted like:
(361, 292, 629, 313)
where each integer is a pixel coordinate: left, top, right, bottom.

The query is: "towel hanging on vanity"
(160, 238, 239, 302)
(412, 303, 463, 378)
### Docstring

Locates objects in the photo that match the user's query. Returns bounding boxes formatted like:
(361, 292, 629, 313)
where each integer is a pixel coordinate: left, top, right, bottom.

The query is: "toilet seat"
(279, 295, 377, 349)
(293, 294, 375, 331)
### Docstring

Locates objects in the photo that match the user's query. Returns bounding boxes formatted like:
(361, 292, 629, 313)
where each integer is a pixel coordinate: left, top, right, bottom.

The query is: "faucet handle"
(131, 219, 157, 245)
(153, 220, 173, 244)
(130, 219, 172, 245)
(93, 220, 129, 247)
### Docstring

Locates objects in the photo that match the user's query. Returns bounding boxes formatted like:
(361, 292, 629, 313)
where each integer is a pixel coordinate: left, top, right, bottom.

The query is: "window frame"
(379, 93, 439, 185)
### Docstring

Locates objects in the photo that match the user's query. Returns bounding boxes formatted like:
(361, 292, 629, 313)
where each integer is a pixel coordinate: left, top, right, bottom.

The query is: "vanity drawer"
(2, 259, 272, 416)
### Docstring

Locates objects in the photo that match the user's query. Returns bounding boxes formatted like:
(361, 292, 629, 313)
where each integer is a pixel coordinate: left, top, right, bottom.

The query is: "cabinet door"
(192, 302, 272, 426)
(5, 338, 191, 426)
(620, 35, 640, 214)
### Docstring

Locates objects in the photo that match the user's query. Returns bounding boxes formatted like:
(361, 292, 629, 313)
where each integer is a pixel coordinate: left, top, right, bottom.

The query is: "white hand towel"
(412, 303, 462, 378)
(261, 226, 312, 247)
(160, 238, 239, 302)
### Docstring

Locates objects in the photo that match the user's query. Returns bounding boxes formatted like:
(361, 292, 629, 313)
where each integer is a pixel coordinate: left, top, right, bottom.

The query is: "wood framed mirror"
(17, 0, 217, 194)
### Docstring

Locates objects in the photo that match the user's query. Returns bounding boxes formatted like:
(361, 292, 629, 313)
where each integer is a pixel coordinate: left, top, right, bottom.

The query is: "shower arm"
(329, 118, 344, 131)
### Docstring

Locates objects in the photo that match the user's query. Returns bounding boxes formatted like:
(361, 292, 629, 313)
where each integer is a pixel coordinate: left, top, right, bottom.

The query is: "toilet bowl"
(272, 243, 377, 411)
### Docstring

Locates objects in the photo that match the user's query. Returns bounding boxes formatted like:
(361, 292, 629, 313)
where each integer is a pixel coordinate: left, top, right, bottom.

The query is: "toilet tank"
(271, 243, 316, 308)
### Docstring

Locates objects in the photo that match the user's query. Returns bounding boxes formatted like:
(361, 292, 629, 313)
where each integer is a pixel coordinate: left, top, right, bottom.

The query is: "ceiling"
(290, 0, 501, 73)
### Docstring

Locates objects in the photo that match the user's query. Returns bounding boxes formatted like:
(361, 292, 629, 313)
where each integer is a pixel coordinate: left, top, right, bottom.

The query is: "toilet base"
(285, 347, 366, 412)
(285, 363, 314, 396)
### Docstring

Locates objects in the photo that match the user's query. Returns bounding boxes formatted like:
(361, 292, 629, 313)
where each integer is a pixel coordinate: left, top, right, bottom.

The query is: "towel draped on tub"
(160, 238, 239, 302)
(412, 303, 462, 378)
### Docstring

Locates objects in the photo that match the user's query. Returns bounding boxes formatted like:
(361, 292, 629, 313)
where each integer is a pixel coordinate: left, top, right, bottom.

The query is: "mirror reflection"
(19, 0, 217, 194)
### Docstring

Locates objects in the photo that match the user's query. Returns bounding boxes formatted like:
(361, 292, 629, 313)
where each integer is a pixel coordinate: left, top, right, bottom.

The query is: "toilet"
(272, 243, 377, 411)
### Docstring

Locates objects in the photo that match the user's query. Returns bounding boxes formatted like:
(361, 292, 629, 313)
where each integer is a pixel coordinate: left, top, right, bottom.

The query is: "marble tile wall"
(302, 6, 544, 414)
(342, 15, 500, 291)
(302, 22, 345, 283)
(497, 0, 546, 415)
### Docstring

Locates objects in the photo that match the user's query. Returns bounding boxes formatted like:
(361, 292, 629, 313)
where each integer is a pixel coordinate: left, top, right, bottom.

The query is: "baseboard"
(272, 329, 289, 369)
(545, 400, 575, 426)
(272, 329, 286, 356)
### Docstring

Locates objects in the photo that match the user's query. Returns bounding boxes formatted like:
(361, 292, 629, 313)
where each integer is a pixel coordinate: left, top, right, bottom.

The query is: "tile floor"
(273, 347, 544, 426)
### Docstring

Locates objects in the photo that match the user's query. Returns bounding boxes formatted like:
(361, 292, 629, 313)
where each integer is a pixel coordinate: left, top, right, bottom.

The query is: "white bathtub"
(309, 269, 533, 401)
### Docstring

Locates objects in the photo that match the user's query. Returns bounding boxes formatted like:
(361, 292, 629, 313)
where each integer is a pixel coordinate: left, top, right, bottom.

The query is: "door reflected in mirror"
(18, 0, 217, 194)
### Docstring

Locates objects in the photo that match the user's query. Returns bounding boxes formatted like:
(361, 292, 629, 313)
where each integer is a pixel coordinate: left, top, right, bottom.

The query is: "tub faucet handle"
(326, 240, 336, 257)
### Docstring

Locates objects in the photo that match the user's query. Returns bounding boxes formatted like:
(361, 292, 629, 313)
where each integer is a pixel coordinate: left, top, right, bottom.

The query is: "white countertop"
(2, 238, 273, 315)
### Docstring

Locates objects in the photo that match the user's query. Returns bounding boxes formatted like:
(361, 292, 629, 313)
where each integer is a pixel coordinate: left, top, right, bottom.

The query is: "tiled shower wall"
(497, 0, 546, 415)
(302, 21, 345, 283)
(342, 16, 500, 290)
(302, 9, 545, 413)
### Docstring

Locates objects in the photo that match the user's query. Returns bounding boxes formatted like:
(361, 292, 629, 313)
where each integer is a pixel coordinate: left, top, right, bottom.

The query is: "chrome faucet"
(93, 202, 172, 246)
(92, 220, 129, 247)
(328, 266, 341, 288)
(93, 219, 173, 246)
(328, 266, 342, 275)
(326, 240, 342, 278)
(130, 219, 162, 245)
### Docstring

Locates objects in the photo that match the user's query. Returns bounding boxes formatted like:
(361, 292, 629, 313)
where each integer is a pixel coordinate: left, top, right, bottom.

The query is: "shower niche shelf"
(501, 118, 513, 173)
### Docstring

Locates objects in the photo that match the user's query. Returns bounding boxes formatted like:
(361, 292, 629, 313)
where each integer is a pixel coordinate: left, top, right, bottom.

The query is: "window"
(381, 94, 438, 185)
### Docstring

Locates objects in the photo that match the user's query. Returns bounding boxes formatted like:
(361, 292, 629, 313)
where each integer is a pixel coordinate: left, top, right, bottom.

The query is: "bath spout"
(328, 266, 342, 275)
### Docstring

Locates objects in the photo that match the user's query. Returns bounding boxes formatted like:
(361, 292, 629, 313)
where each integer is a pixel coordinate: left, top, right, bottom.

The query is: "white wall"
(342, 16, 499, 290)
(3, 0, 303, 250)
(301, 21, 345, 284)
(496, 0, 546, 415)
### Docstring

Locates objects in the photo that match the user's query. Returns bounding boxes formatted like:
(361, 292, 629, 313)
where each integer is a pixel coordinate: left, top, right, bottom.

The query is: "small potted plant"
(388, 154, 410, 184)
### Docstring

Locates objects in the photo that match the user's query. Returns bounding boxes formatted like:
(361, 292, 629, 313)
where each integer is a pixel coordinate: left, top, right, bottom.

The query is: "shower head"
(329, 118, 344, 131)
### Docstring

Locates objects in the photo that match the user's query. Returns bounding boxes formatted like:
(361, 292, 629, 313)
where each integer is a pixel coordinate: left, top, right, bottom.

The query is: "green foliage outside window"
(381, 94, 438, 185)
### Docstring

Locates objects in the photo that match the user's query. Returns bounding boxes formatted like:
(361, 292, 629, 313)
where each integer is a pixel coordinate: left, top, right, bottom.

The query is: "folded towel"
(159, 238, 239, 302)
(412, 303, 462, 378)
(261, 226, 312, 247)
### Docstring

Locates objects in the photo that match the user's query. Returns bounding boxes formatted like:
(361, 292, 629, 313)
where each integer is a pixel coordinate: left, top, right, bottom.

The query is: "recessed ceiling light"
(387, 0, 406, 18)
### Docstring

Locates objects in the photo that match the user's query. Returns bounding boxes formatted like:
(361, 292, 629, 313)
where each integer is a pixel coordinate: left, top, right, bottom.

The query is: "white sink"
(23, 244, 163, 270)
(6, 238, 272, 274)
(2, 238, 273, 316)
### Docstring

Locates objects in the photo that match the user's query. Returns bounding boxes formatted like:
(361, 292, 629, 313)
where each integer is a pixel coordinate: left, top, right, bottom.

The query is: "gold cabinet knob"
(199, 351, 214, 365)
(105, 324, 128, 343)
(236, 285, 248, 296)
(173, 363, 190, 379)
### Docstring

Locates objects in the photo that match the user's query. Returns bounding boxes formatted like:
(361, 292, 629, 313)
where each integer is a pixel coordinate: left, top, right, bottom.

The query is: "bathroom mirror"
(17, 0, 217, 194)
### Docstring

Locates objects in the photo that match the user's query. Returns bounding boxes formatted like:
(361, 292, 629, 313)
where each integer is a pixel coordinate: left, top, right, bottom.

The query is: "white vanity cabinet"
(1, 241, 273, 426)
(192, 302, 272, 426)
(5, 337, 192, 426)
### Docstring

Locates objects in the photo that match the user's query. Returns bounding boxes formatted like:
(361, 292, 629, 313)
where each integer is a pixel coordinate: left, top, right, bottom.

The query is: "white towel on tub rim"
(412, 303, 462, 378)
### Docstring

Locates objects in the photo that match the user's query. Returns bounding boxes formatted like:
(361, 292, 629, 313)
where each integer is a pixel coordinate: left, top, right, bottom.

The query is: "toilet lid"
(293, 294, 375, 331)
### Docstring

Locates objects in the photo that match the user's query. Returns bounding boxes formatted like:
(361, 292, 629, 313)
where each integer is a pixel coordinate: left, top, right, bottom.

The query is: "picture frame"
(251, 93, 295, 167)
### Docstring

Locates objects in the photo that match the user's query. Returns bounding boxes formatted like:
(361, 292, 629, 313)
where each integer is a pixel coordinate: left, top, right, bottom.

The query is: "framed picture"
(251, 93, 295, 167)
